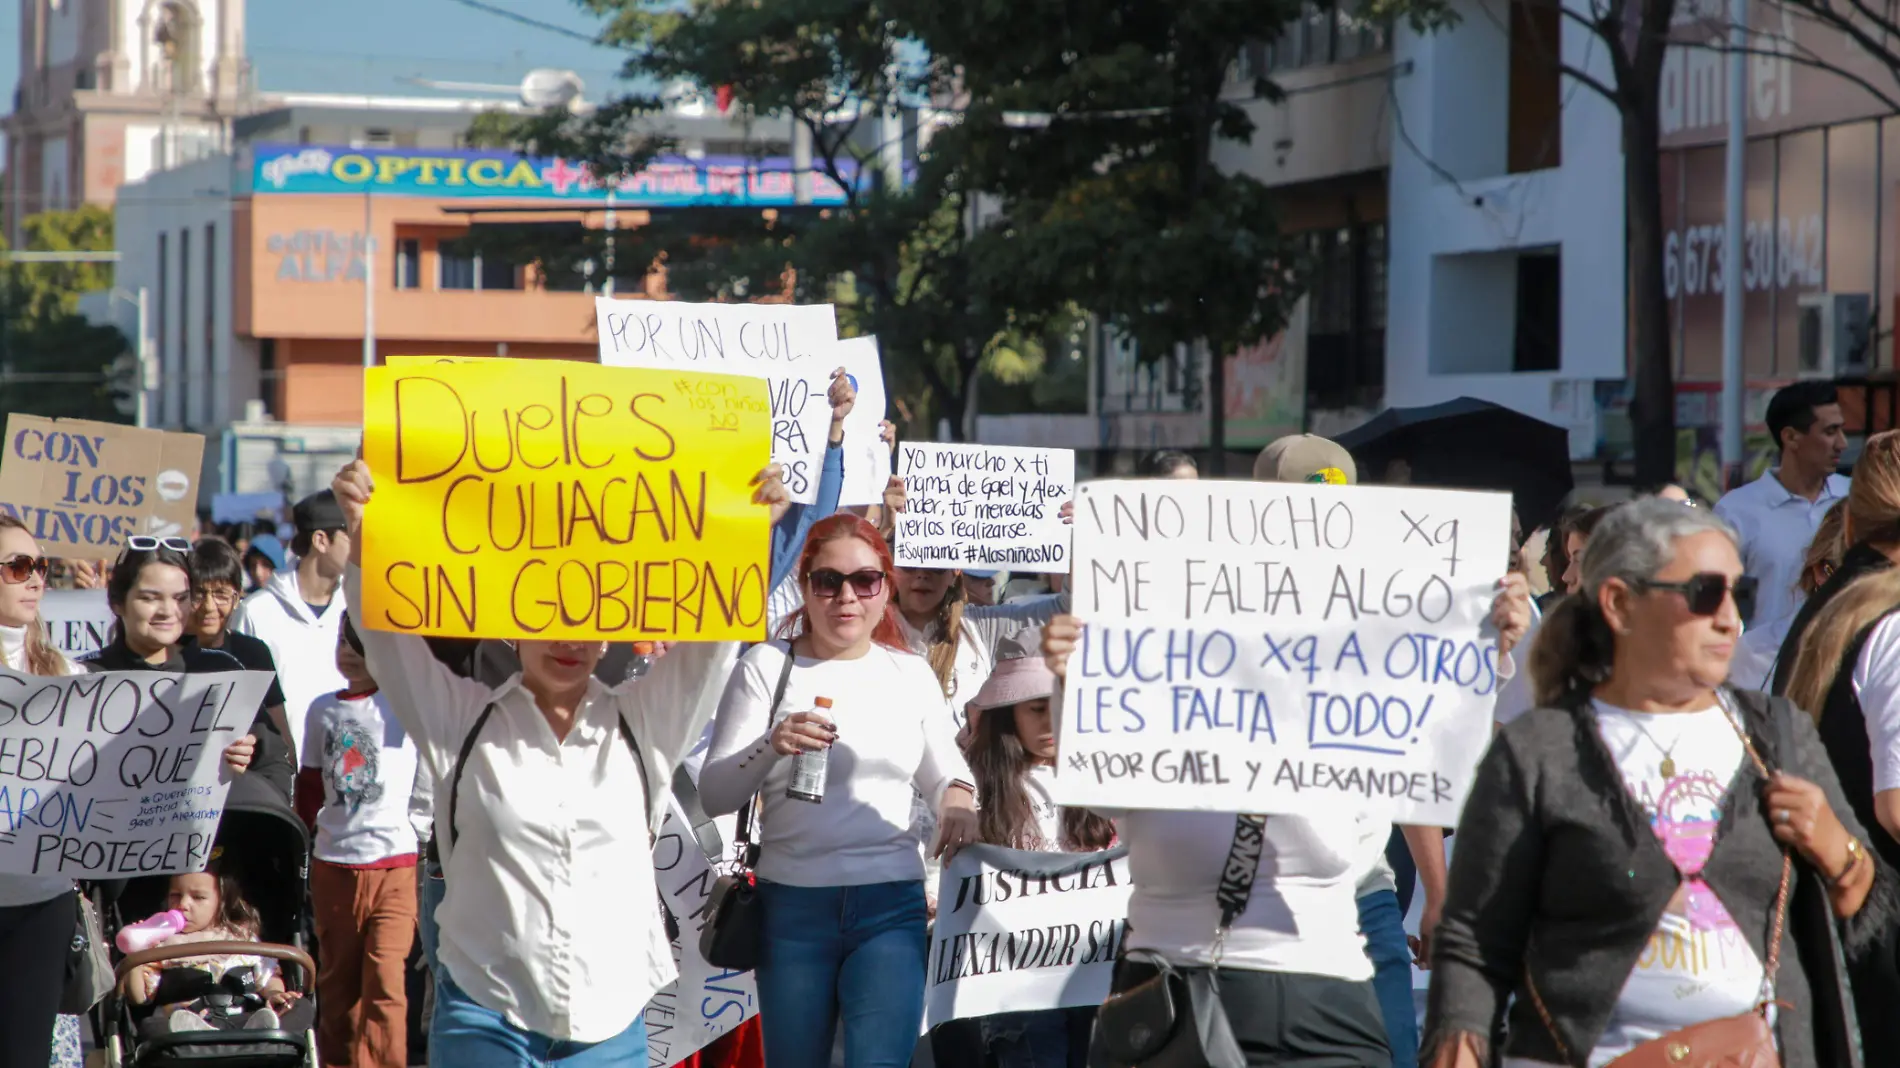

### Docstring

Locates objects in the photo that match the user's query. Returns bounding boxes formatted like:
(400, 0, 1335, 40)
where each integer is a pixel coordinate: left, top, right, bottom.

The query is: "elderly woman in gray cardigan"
(1425, 500, 1895, 1068)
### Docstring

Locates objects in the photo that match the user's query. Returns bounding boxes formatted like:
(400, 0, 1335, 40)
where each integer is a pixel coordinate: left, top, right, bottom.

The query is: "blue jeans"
(418, 860, 446, 977)
(1358, 890, 1417, 1068)
(754, 879, 928, 1068)
(980, 1009, 1072, 1068)
(430, 973, 647, 1067)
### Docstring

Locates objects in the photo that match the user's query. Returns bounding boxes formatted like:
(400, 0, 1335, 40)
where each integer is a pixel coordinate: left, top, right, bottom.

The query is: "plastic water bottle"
(786, 696, 834, 803)
(627, 641, 654, 679)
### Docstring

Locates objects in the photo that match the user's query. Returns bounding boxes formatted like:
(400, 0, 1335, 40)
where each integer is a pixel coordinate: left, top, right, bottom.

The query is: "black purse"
(699, 648, 795, 971)
(1093, 814, 1262, 1068)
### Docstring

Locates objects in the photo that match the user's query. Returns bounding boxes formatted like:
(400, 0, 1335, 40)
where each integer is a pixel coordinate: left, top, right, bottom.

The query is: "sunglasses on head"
(1636, 573, 1758, 618)
(808, 568, 886, 599)
(0, 555, 50, 584)
(124, 536, 191, 554)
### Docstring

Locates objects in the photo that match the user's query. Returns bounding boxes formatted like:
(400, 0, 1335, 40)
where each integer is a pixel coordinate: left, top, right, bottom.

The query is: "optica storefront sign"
(250, 143, 859, 206)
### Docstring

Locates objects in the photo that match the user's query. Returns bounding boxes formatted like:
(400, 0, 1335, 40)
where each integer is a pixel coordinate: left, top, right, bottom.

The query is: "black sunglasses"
(0, 555, 49, 584)
(808, 568, 886, 599)
(1636, 573, 1758, 618)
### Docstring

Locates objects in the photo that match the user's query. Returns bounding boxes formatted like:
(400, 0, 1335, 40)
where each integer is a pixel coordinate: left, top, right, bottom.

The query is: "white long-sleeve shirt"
(700, 639, 972, 887)
(345, 567, 736, 1044)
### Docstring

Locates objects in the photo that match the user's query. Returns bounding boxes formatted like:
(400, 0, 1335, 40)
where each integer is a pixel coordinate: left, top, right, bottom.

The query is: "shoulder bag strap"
(736, 643, 798, 867)
(1211, 814, 1268, 960)
(445, 702, 499, 853)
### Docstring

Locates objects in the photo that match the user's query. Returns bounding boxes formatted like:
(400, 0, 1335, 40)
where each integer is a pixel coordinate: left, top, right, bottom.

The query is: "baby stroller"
(95, 766, 318, 1067)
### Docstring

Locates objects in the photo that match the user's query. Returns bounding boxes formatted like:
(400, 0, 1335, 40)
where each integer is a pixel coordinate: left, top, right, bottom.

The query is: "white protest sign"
(0, 666, 274, 877)
(644, 801, 757, 1064)
(595, 297, 839, 504)
(894, 443, 1074, 573)
(40, 588, 113, 658)
(836, 336, 891, 507)
(925, 844, 1130, 1031)
(1054, 480, 1511, 827)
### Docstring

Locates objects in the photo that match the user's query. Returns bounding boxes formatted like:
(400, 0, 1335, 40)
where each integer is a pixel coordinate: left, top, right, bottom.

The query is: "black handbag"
(1093, 814, 1262, 1068)
(699, 647, 795, 971)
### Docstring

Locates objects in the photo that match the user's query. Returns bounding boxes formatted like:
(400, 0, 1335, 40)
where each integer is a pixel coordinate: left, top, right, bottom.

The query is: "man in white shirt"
(1714, 381, 1848, 630)
(229, 490, 351, 755)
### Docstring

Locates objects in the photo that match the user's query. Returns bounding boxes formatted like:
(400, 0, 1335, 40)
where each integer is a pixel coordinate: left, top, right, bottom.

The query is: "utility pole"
(362, 187, 376, 368)
(1718, 0, 1748, 488)
(136, 286, 153, 428)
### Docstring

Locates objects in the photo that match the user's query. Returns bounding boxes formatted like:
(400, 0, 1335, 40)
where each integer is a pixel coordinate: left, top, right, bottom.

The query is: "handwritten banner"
(1053, 480, 1511, 826)
(835, 336, 892, 508)
(41, 589, 113, 659)
(925, 844, 1131, 1030)
(360, 360, 772, 641)
(646, 802, 758, 1064)
(0, 417, 205, 559)
(595, 298, 839, 505)
(0, 666, 272, 877)
(894, 443, 1074, 573)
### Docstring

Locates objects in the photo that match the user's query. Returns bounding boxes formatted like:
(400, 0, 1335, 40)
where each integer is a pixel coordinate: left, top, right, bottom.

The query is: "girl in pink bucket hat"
(961, 625, 1116, 1067)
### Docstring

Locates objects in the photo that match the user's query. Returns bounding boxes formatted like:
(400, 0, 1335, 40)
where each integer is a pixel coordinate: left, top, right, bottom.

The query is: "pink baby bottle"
(117, 909, 188, 954)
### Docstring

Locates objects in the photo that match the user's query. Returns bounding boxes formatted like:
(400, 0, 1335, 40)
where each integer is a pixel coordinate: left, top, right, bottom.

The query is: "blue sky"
(0, 0, 633, 108)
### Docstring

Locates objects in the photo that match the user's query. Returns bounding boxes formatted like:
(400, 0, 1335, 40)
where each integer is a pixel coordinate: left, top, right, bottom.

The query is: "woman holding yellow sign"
(330, 455, 789, 1068)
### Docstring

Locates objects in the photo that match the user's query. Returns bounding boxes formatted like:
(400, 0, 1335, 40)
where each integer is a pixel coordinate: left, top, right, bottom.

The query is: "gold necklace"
(1617, 712, 1685, 779)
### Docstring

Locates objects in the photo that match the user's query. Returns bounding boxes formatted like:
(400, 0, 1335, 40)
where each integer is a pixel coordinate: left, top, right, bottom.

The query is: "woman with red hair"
(701, 513, 977, 1067)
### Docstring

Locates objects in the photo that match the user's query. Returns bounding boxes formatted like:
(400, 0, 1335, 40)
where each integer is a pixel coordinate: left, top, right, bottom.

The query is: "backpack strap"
(436, 701, 657, 866)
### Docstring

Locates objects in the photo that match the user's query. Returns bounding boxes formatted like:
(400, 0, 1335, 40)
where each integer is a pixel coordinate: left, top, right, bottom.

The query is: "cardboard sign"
(925, 844, 1131, 1030)
(0, 666, 274, 877)
(594, 298, 839, 505)
(894, 443, 1074, 573)
(0, 417, 205, 560)
(1053, 480, 1511, 826)
(40, 589, 113, 659)
(645, 802, 758, 1063)
(835, 336, 892, 507)
(360, 360, 773, 642)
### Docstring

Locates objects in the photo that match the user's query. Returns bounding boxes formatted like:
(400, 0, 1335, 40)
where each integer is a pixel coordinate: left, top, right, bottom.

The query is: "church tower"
(3, 0, 249, 240)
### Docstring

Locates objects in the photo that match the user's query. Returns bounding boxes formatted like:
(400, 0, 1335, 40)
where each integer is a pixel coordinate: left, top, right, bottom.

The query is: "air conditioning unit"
(1795, 292, 1873, 378)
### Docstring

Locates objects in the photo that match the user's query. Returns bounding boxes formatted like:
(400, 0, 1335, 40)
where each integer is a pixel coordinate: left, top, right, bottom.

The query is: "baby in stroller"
(125, 856, 303, 1036)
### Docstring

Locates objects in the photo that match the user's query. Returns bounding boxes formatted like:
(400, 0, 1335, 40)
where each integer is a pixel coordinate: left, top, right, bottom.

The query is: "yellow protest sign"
(361, 360, 773, 641)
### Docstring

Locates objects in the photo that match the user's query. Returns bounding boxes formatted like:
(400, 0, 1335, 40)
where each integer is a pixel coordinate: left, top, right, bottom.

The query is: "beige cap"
(1253, 434, 1357, 485)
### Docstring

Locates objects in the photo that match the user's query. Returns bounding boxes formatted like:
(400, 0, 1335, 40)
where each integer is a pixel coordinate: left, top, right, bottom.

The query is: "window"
(1266, 0, 1387, 72)
(1513, 250, 1562, 372)
(395, 239, 420, 289)
(204, 224, 216, 423)
(178, 229, 190, 427)
(258, 338, 276, 418)
(437, 238, 519, 291)
(156, 233, 168, 425)
(439, 240, 475, 290)
(479, 255, 519, 291)
(1302, 221, 1388, 412)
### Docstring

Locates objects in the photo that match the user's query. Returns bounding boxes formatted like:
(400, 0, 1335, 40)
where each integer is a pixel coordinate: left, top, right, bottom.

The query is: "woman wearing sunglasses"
(83, 537, 266, 777)
(1424, 498, 1890, 1068)
(701, 513, 978, 1067)
(0, 516, 89, 1068)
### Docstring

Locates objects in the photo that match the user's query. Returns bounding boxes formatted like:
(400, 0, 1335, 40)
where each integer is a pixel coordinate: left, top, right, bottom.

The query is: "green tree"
(0, 206, 132, 422)
(485, 2, 1472, 446)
